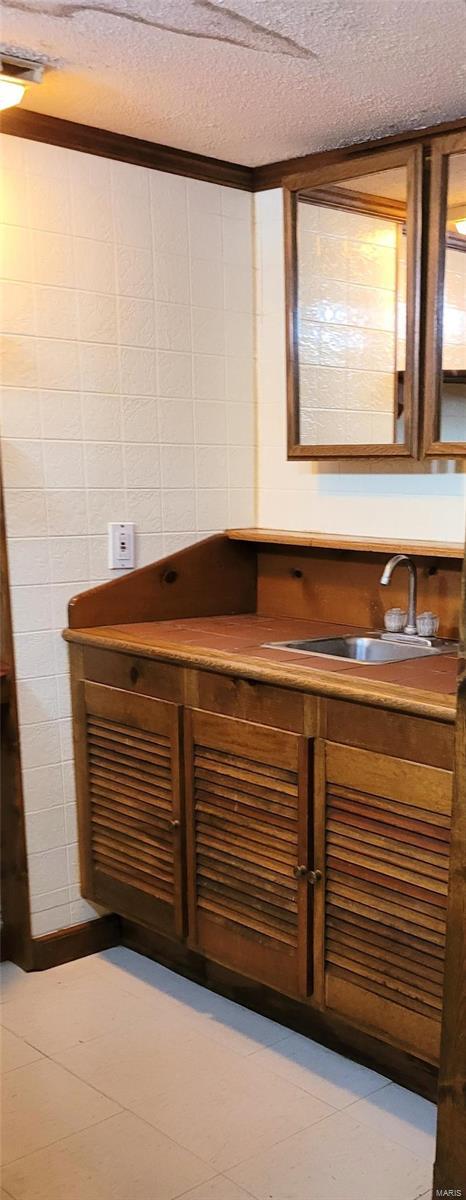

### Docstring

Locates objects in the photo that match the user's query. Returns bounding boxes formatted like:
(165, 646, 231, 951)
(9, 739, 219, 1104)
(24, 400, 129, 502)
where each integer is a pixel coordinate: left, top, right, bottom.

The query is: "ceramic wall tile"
(1, 133, 255, 936)
(0, 390, 42, 438)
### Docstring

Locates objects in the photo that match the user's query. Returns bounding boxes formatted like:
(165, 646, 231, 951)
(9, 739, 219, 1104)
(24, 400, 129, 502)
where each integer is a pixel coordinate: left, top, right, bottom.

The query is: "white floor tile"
(0, 962, 65, 1006)
(92, 948, 290, 1055)
(81, 948, 218, 1017)
(179, 1176, 256, 1200)
(348, 1083, 437, 1161)
(91, 947, 218, 1005)
(0, 954, 437, 1200)
(1, 1027, 42, 1073)
(228, 1110, 433, 1200)
(186, 991, 290, 1056)
(2, 1110, 215, 1200)
(1, 973, 158, 1056)
(1, 1057, 120, 1165)
(52, 946, 289, 1058)
(250, 1032, 389, 1108)
(56, 1022, 333, 1172)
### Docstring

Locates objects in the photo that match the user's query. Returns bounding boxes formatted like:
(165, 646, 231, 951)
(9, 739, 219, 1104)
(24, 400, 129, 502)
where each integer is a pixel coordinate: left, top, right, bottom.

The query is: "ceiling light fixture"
(455, 217, 466, 236)
(0, 53, 44, 111)
(0, 78, 26, 110)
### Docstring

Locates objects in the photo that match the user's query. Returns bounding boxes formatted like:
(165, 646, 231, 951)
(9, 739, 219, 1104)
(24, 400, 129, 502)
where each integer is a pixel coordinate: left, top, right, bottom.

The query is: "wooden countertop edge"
(63, 627, 457, 723)
(226, 528, 464, 559)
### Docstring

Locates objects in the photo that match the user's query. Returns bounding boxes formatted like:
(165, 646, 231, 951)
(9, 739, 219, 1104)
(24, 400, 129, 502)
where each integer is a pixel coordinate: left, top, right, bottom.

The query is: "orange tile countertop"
(64, 613, 459, 723)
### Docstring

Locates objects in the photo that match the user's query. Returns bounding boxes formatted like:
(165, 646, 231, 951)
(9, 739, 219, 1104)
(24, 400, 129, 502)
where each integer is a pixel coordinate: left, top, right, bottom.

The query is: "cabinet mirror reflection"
(424, 135, 466, 454)
(286, 148, 421, 459)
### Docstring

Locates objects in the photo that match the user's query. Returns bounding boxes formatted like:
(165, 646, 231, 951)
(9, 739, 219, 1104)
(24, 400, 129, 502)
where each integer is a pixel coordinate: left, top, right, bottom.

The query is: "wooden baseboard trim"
(0, 110, 253, 191)
(120, 918, 438, 1102)
(31, 913, 121, 971)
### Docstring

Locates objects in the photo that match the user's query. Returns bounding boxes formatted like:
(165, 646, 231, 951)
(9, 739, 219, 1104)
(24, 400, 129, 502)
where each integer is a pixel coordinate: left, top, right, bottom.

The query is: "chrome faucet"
(380, 554, 418, 636)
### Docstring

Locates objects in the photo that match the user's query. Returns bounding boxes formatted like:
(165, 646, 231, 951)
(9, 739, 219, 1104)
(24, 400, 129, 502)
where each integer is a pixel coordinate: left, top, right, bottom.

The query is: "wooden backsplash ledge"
(255, 544, 462, 639)
(228, 528, 464, 559)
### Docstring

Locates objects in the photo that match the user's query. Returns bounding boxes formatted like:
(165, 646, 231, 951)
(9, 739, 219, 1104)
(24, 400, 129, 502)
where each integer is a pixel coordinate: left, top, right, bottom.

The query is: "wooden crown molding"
(253, 114, 466, 190)
(0, 108, 254, 191)
(2, 107, 466, 193)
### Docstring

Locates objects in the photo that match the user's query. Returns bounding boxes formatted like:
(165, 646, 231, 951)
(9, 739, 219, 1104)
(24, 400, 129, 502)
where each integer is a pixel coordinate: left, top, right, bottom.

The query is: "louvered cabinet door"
(80, 681, 184, 937)
(323, 742, 452, 1063)
(185, 709, 312, 997)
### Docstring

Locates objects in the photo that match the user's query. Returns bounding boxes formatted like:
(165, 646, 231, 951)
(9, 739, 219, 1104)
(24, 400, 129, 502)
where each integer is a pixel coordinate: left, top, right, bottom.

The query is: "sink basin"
(263, 633, 457, 664)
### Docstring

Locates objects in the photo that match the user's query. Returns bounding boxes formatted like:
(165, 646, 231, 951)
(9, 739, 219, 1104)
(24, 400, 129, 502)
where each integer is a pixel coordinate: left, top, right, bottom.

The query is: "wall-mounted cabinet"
(424, 130, 466, 456)
(285, 129, 466, 460)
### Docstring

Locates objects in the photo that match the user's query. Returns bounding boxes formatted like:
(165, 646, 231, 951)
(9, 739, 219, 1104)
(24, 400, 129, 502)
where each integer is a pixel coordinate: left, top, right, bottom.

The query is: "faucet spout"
(379, 554, 418, 636)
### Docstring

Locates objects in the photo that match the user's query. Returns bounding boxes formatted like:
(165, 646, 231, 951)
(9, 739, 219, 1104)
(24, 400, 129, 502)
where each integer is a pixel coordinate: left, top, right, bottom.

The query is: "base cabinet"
(322, 742, 452, 1062)
(71, 651, 453, 1068)
(184, 708, 313, 998)
(78, 681, 184, 938)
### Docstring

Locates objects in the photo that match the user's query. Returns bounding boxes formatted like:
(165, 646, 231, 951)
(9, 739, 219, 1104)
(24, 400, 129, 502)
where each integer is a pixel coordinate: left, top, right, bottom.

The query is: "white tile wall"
(0, 134, 256, 936)
(254, 189, 466, 540)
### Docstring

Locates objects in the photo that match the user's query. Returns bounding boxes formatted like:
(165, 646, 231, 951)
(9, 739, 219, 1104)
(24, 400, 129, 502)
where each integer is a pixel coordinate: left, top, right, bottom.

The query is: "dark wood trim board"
(0, 109, 253, 190)
(2, 108, 465, 192)
(31, 914, 121, 971)
(433, 531, 466, 1191)
(254, 115, 466, 190)
(0, 460, 33, 971)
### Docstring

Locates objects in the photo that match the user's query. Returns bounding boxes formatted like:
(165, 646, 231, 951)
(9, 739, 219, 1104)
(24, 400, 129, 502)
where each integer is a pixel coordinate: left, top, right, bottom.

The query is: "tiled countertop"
(65, 613, 458, 722)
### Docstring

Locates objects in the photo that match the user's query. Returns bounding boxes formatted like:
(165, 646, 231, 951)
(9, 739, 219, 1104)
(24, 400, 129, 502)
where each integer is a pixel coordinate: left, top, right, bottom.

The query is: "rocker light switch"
(108, 522, 135, 569)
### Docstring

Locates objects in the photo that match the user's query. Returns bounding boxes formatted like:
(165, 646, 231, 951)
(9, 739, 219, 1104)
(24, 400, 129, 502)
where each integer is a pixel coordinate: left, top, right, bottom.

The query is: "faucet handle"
(416, 612, 439, 637)
(383, 608, 407, 633)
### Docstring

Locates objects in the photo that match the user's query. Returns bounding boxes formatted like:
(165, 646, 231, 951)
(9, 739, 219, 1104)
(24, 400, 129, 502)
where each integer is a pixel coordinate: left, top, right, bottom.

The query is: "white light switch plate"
(108, 522, 135, 569)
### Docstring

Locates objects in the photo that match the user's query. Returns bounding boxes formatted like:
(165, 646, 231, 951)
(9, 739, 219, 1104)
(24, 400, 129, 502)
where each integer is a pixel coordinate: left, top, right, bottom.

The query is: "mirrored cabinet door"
(424, 131, 466, 456)
(285, 146, 422, 458)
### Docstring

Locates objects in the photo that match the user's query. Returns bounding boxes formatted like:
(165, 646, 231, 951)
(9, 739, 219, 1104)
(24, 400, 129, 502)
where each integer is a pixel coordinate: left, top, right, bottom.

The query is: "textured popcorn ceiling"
(2, 0, 466, 165)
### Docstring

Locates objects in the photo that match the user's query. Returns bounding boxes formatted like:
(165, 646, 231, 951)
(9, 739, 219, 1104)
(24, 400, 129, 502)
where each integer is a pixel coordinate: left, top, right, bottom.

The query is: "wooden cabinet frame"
(284, 145, 422, 460)
(434, 527, 466, 1187)
(423, 130, 466, 457)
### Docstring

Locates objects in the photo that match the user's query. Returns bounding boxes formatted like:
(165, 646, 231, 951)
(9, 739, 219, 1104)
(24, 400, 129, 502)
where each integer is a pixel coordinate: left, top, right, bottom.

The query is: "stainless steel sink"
(263, 633, 457, 664)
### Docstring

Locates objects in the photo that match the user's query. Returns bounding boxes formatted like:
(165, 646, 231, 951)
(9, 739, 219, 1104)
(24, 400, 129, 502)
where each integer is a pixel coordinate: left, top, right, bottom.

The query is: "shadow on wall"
(315, 455, 466, 497)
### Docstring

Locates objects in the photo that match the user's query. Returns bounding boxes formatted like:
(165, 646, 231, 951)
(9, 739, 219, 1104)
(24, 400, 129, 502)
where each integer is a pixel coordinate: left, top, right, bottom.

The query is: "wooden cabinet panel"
(189, 669, 316, 734)
(80, 682, 184, 937)
(83, 647, 185, 704)
(323, 742, 452, 1061)
(185, 708, 313, 997)
(325, 700, 454, 769)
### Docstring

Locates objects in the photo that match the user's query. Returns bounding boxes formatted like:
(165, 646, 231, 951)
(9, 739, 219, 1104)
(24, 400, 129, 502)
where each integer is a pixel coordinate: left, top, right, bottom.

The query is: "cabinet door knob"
(170, 818, 181, 829)
(294, 866, 322, 883)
